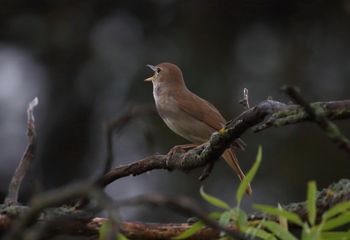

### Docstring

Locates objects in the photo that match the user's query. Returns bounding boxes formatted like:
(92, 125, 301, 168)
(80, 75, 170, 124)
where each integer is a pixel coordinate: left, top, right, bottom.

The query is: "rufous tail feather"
(222, 149, 252, 195)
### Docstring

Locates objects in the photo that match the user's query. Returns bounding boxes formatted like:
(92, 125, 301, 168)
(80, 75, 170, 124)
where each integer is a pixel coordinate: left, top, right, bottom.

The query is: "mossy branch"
(95, 98, 350, 191)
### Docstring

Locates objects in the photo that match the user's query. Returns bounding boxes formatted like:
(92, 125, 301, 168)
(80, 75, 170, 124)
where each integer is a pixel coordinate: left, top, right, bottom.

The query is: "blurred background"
(1, 0, 350, 223)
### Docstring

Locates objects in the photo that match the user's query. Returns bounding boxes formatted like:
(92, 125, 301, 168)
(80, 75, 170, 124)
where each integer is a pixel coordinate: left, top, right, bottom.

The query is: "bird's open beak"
(144, 76, 154, 82)
(145, 64, 156, 82)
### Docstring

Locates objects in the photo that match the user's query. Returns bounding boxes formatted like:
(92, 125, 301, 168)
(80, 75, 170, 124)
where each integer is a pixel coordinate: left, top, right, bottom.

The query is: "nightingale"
(145, 62, 251, 194)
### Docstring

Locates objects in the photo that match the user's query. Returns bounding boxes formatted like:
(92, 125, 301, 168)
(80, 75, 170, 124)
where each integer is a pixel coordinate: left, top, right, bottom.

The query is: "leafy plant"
(174, 145, 266, 239)
(254, 180, 350, 240)
(99, 221, 128, 240)
(175, 145, 350, 240)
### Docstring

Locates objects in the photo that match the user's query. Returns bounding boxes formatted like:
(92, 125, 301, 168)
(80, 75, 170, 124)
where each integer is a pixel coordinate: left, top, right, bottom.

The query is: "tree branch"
(94, 98, 350, 189)
(1, 185, 246, 240)
(2, 92, 350, 239)
(2, 182, 120, 240)
(95, 100, 290, 189)
(283, 86, 350, 153)
(1, 179, 350, 239)
(80, 98, 350, 209)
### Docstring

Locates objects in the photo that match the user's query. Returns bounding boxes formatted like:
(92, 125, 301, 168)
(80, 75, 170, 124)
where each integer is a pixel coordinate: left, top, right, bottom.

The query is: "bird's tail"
(222, 148, 252, 195)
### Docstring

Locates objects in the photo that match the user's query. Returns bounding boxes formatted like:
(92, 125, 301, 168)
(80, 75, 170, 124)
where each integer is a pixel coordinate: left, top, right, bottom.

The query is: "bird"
(145, 62, 251, 194)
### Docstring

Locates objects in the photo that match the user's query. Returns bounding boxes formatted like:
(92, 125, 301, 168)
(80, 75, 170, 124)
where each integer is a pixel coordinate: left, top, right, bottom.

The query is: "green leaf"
(116, 233, 128, 240)
(219, 210, 234, 227)
(301, 223, 313, 240)
(323, 201, 350, 220)
(208, 211, 223, 220)
(99, 221, 111, 240)
(278, 203, 289, 230)
(236, 145, 262, 207)
(321, 231, 350, 240)
(200, 186, 230, 210)
(307, 181, 317, 226)
(323, 212, 350, 231)
(262, 221, 298, 240)
(172, 221, 204, 239)
(254, 204, 303, 226)
(236, 208, 248, 228)
(242, 226, 277, 240)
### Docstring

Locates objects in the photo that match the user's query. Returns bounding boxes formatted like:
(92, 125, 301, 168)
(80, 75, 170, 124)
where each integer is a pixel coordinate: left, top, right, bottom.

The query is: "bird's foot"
(167, 143, 198, 158)
(166, 144, 198, 170)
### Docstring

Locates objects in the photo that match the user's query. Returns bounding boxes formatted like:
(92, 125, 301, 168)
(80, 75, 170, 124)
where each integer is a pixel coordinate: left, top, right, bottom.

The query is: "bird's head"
(145, 62, 185, 88)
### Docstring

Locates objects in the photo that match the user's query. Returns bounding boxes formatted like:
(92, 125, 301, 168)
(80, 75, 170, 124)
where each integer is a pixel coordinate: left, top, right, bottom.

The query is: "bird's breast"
(153, 91, 214, 144)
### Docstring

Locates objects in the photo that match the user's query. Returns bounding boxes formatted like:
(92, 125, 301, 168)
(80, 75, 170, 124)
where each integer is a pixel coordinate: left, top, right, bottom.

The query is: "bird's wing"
(175, 89, 226, 131)
(175, 89, 247, 150)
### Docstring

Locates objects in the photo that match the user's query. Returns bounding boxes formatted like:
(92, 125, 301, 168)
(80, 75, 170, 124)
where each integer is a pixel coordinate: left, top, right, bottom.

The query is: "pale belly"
(153, 85, 218, 144)
(157, 103, 215, 144)
(164, 116, 215, 144)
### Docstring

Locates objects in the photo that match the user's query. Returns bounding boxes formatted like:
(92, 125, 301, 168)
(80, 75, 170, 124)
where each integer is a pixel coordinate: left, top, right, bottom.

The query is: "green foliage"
(255, 182, 350, 240)
(236, 145, 262, 207)
(323, 201, 350, 220)
(174, 145, 350, 240)
(200, 186, 230, 210)
(172, 221, 204, 239)
(261, 221, 297, 240)
(116, 233, 128, 240)
(278, 203, 289, 231)
(253, 204, 303, 226)
(99, 221, 128, 240)
(174, 145, 263, 239)
(99, 221, 110, 240)
(307, 181, 317, 226)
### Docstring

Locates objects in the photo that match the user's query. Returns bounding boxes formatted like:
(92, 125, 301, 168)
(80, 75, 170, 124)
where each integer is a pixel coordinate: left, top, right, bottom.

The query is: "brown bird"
(145, 62, 251, 194)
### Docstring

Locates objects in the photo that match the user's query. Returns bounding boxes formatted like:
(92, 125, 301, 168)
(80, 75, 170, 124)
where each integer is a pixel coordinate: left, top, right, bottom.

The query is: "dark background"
(0, 0, 350, 222)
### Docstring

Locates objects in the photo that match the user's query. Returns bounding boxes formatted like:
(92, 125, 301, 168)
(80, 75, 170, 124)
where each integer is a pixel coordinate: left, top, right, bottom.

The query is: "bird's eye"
(156, 68, 161, 73)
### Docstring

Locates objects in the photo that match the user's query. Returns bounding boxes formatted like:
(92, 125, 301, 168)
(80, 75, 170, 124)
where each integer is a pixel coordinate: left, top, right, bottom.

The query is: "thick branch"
(115, 194, 246, 240)
(0, 215, 222, 240)
(1, 185, 246, 240)
(1, 179, 350, 239)
(96, 100, 287, 188)
(96, 99, 350, 189)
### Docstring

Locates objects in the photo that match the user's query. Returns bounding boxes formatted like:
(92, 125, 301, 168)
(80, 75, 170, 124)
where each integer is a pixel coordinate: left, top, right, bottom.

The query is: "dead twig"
(5, 97, 39, 205)
(104, 105, 156, 175)
(198, 161, 215, 181)
(239, 88, 250, 110)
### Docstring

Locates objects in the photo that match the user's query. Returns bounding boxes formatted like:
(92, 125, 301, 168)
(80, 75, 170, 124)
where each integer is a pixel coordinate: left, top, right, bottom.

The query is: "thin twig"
(198, 161, 214, 181)
(283, 86, 350, 154)
(104, 105, 156, 175)
(239, 88, 250, 110)
(5, 97, 39, 205)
